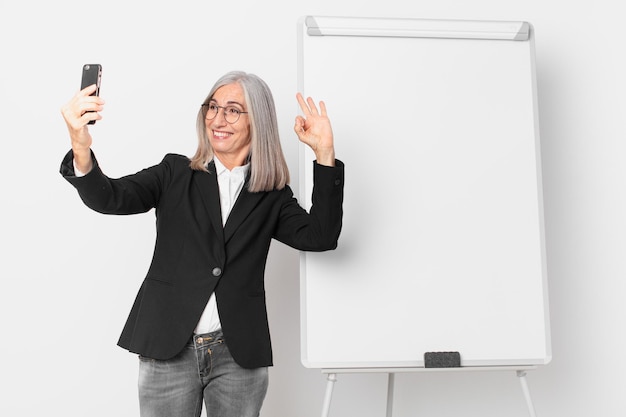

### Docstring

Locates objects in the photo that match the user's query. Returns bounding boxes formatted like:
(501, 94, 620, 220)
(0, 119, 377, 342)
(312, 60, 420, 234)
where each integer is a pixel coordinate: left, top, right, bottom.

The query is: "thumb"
(294, 116, 306, 136)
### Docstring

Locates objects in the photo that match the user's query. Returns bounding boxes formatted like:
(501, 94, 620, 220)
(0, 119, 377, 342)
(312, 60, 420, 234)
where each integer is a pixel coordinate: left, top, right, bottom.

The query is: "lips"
(212, 130, 232, 139)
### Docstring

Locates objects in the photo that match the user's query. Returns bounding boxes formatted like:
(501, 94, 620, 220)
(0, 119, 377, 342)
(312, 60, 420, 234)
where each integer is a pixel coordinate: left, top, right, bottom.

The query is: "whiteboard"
(297, 16, 551, 369)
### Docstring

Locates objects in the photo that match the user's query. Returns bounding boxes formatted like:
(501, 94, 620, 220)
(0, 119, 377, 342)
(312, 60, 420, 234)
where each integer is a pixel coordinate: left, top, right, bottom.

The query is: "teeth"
(213, 131, 231, 138)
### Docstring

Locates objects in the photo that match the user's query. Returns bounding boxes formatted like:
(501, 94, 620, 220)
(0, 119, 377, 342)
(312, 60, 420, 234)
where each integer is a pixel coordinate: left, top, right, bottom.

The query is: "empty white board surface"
(297, 16, 551, 369)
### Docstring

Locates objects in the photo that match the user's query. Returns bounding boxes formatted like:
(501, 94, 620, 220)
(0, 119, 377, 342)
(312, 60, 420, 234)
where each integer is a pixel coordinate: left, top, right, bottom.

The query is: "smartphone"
(80, 64, 102, 125)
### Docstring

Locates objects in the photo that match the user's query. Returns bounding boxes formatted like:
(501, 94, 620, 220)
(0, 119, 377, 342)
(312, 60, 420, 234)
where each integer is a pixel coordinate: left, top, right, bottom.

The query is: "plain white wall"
(1, 1, 624, 416)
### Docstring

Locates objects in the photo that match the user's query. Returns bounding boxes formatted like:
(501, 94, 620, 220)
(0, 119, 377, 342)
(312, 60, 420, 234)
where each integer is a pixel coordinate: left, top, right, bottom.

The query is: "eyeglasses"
(203, 103, 248, 124)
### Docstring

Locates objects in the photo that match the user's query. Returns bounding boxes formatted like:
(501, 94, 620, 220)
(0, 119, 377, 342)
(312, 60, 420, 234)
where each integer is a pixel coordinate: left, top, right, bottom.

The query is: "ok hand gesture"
(294, 93, 335, 167)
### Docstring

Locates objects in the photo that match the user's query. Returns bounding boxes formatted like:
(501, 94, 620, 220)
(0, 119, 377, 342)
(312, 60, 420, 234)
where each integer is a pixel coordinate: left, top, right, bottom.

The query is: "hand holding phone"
(80, 64, 102, 125)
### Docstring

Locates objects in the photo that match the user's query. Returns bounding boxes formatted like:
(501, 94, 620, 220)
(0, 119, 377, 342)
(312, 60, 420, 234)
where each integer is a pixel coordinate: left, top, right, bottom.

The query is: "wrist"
(315, 149, 336, 167)
(72, 147, 93, 174)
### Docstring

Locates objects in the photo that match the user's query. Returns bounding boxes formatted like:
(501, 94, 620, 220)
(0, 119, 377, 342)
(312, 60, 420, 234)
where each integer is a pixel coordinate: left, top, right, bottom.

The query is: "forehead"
(211, 83, 246, 106)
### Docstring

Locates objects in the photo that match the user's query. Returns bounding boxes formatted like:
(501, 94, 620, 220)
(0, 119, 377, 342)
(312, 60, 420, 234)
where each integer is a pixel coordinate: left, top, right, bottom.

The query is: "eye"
(208, 103, 219, 111)
(225, 106, 241, 115)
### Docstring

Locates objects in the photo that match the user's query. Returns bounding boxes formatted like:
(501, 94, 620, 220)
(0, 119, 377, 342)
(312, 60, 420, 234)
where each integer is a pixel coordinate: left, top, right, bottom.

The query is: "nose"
(210, 107, 228, 126)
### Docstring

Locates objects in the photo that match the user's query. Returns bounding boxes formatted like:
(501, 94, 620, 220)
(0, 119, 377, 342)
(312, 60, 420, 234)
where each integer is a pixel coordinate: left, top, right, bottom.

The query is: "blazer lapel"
(223, 183, 265, 244)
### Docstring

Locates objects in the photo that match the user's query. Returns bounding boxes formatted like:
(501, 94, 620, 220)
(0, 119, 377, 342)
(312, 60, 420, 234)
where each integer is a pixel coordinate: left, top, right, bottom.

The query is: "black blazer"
(60, 150, 344, 368)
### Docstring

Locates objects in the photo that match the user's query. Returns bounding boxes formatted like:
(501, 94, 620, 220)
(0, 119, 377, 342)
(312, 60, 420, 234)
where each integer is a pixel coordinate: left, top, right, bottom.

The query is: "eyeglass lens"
(205, 104, 243, 124)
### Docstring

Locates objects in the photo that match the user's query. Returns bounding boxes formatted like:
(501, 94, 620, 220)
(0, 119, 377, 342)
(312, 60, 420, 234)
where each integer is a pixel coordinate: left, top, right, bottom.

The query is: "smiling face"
(206, 83, 251, 169)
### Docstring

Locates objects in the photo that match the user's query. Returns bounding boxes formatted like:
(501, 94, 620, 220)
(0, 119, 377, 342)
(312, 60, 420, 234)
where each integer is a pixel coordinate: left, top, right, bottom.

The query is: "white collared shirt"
(194, 156, 249, 334)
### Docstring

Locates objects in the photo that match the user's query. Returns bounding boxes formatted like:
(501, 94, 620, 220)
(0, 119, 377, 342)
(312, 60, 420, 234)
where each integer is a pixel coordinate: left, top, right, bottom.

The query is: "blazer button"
(212, 267, 222, 277)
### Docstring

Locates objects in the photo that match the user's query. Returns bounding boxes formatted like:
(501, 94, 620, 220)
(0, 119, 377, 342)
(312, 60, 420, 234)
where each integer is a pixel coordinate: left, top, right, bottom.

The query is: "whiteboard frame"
(297, 16, 551, 370)
(303, 15, 531, 41)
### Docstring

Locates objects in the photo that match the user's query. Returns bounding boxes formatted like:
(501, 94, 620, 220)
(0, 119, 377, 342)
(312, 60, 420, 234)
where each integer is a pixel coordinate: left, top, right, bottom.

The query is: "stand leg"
(321, 373, 337, 417)
(516, 370, 537, 417)
(386, 373, 395, 417)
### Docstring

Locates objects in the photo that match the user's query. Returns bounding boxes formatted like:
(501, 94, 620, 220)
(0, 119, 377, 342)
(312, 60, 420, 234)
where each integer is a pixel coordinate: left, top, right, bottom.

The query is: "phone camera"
(84, 64, 90, 70)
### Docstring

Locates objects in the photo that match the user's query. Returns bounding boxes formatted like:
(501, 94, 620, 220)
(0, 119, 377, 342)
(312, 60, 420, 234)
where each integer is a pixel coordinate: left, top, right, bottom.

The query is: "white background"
(0, 1, 624, 416)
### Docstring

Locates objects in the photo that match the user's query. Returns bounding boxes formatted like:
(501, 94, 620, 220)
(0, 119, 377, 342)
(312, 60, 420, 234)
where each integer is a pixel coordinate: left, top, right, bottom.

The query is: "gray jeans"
(138, 330, 268, 417)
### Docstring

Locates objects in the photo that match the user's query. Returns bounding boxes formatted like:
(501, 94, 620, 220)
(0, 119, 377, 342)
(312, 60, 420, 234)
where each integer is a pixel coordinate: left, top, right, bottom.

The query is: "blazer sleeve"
(273, 160, 345, 251)
(59, 149, 175, 215)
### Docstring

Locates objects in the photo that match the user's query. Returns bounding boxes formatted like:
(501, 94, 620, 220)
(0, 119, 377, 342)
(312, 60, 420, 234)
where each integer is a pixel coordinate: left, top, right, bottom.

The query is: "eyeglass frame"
(202, 103, 249, 124)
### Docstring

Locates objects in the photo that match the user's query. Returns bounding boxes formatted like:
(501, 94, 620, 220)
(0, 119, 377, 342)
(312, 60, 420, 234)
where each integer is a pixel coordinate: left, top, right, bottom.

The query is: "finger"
(76, 85, 105, 111)
(296, 92, 311, 115)
(81, 101, 103, 118)
(319, 100, 327, 117)
(306, 96, 320, 116)
(69, 93, 103, 120)
(294, 116, 306, 136)
(80, 83, 99, 96)
(84, 111, 103, 124)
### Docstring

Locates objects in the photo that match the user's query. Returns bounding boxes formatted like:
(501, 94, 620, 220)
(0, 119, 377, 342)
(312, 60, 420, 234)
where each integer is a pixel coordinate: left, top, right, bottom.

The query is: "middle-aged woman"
(59, 70, 344, 417)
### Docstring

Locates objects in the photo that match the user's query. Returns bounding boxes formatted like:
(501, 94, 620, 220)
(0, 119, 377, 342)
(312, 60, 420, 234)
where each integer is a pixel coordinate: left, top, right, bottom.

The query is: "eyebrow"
(209, 98, 246, 109)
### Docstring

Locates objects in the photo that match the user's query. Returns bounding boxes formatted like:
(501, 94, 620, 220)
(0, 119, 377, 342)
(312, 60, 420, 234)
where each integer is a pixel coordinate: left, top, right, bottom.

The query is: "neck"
(214, 153, 248, 171)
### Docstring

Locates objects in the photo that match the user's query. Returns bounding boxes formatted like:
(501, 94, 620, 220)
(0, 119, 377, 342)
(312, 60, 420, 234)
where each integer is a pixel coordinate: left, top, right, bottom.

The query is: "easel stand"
(320, 366, 538, 417)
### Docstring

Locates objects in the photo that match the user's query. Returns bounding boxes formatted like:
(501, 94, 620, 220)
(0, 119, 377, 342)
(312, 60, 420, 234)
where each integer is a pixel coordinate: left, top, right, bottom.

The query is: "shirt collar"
(211, 156, 250, 177)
